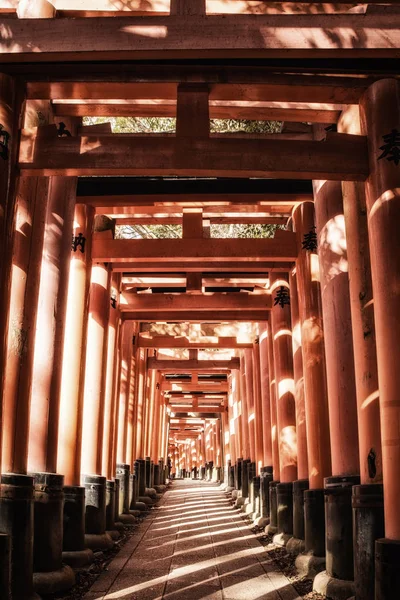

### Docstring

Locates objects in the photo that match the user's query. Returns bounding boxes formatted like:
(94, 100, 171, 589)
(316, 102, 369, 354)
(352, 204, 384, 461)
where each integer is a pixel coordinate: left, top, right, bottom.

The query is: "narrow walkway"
(84, 480, 300, 600)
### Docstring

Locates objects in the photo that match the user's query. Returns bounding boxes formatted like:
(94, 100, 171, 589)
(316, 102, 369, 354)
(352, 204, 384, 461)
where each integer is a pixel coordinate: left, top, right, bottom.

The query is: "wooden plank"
(138, 335, 252, 348)
(162, 381, 228, 391)
(123, 276, 268, 288)
(148, 357, 240, 370)
(121, 310, 269, 321)
(169, 406, 225, 413)
(176, 84, 209, 137)
(94, 201, 298, 213)
(111, 261, 293, 272)
(19, 130, 368, 180)
(120, 293, 271, 312)
(26, 74, 380, 104)
(93, 231, 297, 262)
(53, 99, 342, 123)
(116, 216, 288, 225)
(3, 14, 400, 62)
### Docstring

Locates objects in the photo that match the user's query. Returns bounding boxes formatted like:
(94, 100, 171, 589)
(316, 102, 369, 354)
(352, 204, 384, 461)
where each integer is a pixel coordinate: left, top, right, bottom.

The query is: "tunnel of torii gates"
(2, 2, 400, 600)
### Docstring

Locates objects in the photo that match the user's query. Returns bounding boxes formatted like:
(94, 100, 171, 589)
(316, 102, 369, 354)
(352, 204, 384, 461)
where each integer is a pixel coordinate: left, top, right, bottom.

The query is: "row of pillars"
(0, 75, 170, 598)
(215, 79, 400, 600)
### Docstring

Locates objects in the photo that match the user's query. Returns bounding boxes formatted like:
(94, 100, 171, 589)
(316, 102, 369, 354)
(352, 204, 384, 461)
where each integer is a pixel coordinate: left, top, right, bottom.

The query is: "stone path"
(83, 480, 301, 600)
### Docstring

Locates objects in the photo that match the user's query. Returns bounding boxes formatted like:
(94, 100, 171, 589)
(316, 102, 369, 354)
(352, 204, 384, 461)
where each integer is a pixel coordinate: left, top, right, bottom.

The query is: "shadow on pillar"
(255, 467, 272, 528)
(113, 478, 124, 531)
(313, 475, 360, 600)
(105, 480, 120, 540)
(81, 474, 113, 551)
(266, 480, 279, 535)
(287, 479, 309, 555)
(353, 484, 384, 600)
(245, 462, 256, 516)
(273, 482, 294, 546)
(0, 474, 40, 600)
(134, 460, 150, 510)
(31, 473, 75, 595)
(62, 485, 94, 568)
(116, 463, 136, 523)
(0, 533, 10, 599)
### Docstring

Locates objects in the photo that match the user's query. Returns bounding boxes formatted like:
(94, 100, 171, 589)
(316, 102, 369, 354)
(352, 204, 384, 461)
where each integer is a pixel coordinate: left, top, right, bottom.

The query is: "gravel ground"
(249, 522, 325, 600)
(43, 515, 147, 600)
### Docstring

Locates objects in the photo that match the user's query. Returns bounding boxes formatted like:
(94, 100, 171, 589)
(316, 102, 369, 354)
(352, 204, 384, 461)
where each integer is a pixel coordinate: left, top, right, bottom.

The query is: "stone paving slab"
(83, 480, 301, 600)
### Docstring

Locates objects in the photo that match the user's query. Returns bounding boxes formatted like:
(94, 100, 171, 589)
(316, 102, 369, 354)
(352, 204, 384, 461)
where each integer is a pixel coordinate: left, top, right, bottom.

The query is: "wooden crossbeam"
(123, 276, 268, 288)
(162, 381, 228, 392)
(116, 216, 288, 225)
(94, 232, 297, 263)
(26, 74, 382, 105)
(148, 358, 240, 370)
(120, 293, 271, 313)
(170, 406, 226, 414)
(138, 335, 252, 349)
(112, 261, 293, 273)
(52, 99, 342, 123)
(19, 129, 368, 180)
(1, 2, 395, 19)
(126, 310, 268, 321)
(3, 15, 400, 62)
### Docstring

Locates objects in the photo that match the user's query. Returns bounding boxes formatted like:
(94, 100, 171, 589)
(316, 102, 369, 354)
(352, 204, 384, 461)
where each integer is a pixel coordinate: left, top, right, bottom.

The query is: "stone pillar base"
(286, 536, 306, 555)
(375, 538, 400, 600)
(277, 482, 293, 536)
(353, 484, 384, 600)
(272, 532, 292, 547)
(267, 480, 279, 535)
(33, 564, 75, 595)
(84, 532, 114, 551)
(325, 475, 360, 582)
(0, 474, 36, 599)
(295, 554, 326, 579)
(81, 474, 107, 535)
(0, 533, 10, 599)
(313, 570, 355, 600)
(31, 472, 75, 594)
(304, 489, 325, 557)
(62, 548, 94, 569)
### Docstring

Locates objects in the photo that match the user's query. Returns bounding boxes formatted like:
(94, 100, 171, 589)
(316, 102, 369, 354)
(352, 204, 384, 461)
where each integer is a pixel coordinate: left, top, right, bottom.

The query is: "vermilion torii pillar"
(360, 79, 400, 600)
(80, 261, 113, 551)
(313, 175, 360, 595)
(288, 266, 309, 550)
(339, 106, 383, 600)
(57, 204, 95, 567)
(258, 325, 273, 470)
(270, 272, 297, 541)
(28, 176, 77, 594)
(266, 317, 280, 535)
(258, 323, 274, 527)
(238, 352, 251, 502)
(292, 201, 331, 561)
(0, 73, 27, 599)
(1, 173, 50, 600)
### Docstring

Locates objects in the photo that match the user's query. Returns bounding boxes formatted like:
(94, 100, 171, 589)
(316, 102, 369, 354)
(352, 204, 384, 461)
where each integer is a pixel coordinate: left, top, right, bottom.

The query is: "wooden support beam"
(123, 310, 268, 321)
(3, 14, 400, 62)
(162, 381, 228, 392)
(19, 129, 368, 180)
(26, 75, 383, 105)
(176, 84, 209, 138)
(52, 99, 342, 123)
(112, 261, 293, 273)
(148, 358, 240, 370)
(98, 203, 296, 215)
(123, 276, 268, 288)
(138, 335, 252, 348)
(77, 176, 313, 202)
(94, 231, 297, 263)
(116, 216, 288, 225)
(120, 293, 271, 312)
(170, 406, 226, 414)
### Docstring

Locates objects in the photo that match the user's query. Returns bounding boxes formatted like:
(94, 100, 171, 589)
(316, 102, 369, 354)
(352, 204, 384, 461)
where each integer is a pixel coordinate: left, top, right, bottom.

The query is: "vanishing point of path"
(83, 480, 301, 600)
